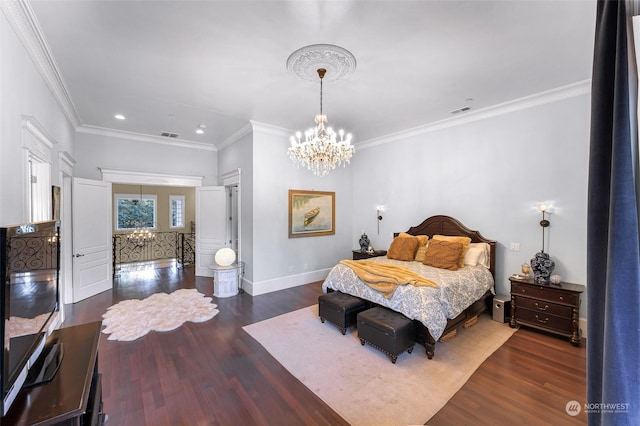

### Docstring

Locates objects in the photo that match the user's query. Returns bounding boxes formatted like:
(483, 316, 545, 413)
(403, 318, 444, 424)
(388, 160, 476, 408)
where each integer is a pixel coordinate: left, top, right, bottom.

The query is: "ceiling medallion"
(286, 44, 357, 85)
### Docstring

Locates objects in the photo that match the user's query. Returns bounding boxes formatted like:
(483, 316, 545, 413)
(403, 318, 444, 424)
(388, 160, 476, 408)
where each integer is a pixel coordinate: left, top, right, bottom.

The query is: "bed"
(322, 215, 496, 359)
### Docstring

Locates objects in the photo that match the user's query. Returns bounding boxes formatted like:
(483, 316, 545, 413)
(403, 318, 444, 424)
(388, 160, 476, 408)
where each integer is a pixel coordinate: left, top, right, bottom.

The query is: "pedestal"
(210, 262, 244, 298)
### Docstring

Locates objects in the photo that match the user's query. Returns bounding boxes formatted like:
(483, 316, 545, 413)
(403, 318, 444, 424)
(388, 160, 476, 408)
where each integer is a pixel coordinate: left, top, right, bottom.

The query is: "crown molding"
(216, 123, 253, 150)
(250, 120, 292, 137)
(99, 168, 204, 187)
(357, 80, 592, 150)
(77, 124, 216, 152)
(2, 0, 82, 129)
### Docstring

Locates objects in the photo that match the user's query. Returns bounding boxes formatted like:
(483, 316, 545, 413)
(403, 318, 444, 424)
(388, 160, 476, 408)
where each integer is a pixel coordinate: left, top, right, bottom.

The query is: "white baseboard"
(243, 268, 331, 296)
(579, 317, 587, 340)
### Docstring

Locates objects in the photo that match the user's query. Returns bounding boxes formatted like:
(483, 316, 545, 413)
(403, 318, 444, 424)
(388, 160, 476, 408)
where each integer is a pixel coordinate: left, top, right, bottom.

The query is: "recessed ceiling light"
(195, 128, 204, 134)
(114, 114, 126, 120)
(195, 123, 206, 134)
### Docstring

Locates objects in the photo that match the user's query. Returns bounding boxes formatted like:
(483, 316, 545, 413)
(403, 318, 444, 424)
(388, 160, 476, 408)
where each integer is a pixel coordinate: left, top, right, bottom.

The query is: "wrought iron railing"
(8, 235, 59, 272)
(176, 232, 195, 267)
(112, 232, 195, 275)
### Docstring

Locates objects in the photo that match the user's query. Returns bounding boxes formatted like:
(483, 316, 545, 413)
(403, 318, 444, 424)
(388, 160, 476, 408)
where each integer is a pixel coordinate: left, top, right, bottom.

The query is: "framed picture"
(51, 185, 61, 221)
(288, 189, 335, 238)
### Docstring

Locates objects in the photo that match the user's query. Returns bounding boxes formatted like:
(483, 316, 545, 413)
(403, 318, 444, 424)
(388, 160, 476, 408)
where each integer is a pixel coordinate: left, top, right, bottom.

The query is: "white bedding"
(321, 256, 494, 340)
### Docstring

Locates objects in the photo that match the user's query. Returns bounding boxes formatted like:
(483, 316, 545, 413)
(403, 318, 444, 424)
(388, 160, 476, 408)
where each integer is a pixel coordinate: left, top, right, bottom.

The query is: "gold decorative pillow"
(399, 232, 428, 246)
(398, 232, 429, 261)
(387, 236, 419, 261)
(432, 235, 472, 268)
(414, 242, 429, 262)
(422, 240, 463, 271)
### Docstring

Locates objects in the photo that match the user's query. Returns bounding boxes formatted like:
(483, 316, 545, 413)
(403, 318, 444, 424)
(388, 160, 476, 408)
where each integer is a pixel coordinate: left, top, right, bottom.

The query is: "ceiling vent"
(160, 131, 179, 138)
(449, 106, 472, 115)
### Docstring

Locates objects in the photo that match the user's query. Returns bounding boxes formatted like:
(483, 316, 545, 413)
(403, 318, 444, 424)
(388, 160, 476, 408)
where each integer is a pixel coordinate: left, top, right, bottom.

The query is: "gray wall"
(251, 125, 354, 286)
(74, 131, 218, 184)
(350, 92, 590, 304)
(0, 13, 75, 225)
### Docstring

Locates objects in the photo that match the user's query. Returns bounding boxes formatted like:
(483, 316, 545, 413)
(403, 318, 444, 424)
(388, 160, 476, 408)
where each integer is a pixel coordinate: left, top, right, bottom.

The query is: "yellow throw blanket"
(339, 260, 439, 299)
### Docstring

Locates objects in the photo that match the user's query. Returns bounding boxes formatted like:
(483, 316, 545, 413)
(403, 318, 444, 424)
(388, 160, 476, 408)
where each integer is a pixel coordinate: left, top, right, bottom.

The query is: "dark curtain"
(588, 1, 640, 424)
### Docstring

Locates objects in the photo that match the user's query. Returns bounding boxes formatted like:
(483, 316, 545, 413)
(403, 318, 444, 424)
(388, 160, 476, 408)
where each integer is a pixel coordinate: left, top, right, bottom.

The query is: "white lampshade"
(215, 248, 236, 266)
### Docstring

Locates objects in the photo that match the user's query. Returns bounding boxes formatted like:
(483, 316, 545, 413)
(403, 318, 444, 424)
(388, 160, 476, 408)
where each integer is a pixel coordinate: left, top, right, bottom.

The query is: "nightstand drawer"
(513, 296, 571, 317)
(512, 283, 578, 305)
(516, 308, 572, 333)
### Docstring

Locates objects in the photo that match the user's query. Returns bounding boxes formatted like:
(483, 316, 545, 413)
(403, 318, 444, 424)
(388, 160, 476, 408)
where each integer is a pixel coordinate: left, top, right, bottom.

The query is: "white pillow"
(464, 243, 491, 269)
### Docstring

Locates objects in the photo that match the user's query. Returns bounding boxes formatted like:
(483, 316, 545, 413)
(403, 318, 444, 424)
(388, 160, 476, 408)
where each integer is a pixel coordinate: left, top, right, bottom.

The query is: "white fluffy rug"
(102, 289, 219, 341)
(244, 305, 516, 426)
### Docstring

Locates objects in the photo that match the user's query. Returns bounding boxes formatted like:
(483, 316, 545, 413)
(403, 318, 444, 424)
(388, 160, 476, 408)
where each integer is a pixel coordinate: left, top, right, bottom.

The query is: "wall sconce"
(538, 203, 550, 252)
(376, 205, 385, 235)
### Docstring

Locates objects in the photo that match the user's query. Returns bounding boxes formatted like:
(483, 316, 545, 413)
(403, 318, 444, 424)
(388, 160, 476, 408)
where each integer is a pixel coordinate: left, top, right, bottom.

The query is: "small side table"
(352, 250, 387, 260)
(209, 262, 245, 297)
(509, 276, 584, 346)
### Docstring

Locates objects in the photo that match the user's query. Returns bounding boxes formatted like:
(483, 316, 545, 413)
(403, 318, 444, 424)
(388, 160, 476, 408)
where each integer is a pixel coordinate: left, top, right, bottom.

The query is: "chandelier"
(288, 68, 355, 176)
(127, 185, 155, 246)
(127, 228, 155, 247)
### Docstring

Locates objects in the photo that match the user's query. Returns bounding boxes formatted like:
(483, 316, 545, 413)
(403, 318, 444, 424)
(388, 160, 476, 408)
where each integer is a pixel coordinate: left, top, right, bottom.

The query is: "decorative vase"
(530, 252, 555, 282)
(359, 233, 370, 253)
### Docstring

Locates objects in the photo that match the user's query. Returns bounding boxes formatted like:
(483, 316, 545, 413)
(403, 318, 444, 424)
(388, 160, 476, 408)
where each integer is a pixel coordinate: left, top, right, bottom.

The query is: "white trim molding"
(78, 125, 216, 152)
(244, 268, 331, 296)
(221, 168, 241, 186)
(357, 80, 592, 150)
(250, 120, 292, 137)
(216, 123, 252, 150)
(58, 151, 75, 176)
(2, 0, 81, 128)
(99, 168, 204, 187)
(22, 114, 57, 162)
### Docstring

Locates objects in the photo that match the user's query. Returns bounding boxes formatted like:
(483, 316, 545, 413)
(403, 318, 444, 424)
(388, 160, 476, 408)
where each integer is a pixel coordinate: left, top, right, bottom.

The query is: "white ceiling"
(27, 0, 596, 147)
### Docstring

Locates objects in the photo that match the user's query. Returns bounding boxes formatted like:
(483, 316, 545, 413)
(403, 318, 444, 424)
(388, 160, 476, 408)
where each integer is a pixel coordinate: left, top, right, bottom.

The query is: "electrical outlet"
(510, 242, 520, 251)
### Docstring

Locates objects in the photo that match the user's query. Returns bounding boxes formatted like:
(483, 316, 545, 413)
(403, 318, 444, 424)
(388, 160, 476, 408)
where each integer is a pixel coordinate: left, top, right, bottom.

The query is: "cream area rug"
(243, 305, 516, 426)
(102, 289, 219, 341)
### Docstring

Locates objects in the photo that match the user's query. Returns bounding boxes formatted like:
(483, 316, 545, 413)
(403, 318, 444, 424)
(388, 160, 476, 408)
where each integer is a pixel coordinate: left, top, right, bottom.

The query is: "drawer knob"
(534, 302, 549, 311)
(535, 315, 549, 324)
(521, 289, 526, 293)
(559, 296, 564, 300)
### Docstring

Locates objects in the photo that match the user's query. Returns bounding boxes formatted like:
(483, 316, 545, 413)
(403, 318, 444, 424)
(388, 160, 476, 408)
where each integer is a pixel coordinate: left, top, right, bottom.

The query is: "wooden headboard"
(395, 215, 497, 278)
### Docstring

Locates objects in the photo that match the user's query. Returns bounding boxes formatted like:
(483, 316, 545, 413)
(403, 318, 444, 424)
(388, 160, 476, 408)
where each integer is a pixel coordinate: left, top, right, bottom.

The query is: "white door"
(72, 178, 112, 302)
(195, 186, 226, 277)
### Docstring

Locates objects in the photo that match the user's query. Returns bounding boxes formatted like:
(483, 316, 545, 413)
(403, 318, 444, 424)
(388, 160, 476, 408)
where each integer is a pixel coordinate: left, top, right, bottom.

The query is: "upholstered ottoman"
(318, 291, 367, 335)
(357, 307, 415, 364)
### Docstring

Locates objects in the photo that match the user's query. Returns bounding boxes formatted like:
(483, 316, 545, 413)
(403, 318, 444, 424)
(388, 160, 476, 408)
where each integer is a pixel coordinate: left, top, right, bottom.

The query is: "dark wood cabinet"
(509, 276, 584, 346)
(3, 321, 104, 425)
(352, 250, 387, 260)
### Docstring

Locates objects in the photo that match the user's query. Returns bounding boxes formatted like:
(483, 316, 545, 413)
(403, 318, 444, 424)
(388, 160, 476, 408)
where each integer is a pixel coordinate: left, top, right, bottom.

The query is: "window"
(115, 193, 157, 230)
(170, 195, 185, 229)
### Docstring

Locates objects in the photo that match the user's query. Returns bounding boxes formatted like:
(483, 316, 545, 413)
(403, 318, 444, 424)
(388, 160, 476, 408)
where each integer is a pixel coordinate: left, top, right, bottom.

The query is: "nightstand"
(352, 250, 387, 260)
(509, 276, 584, 346)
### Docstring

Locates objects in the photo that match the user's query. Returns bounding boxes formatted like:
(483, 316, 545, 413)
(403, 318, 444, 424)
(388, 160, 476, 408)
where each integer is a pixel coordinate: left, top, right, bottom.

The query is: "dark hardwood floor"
(62, 265, 586, 425)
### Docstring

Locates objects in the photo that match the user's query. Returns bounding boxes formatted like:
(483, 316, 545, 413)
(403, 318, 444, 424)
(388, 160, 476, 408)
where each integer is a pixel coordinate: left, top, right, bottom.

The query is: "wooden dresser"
(3, 321, 104, 425)
(509, 276, 584, 346)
